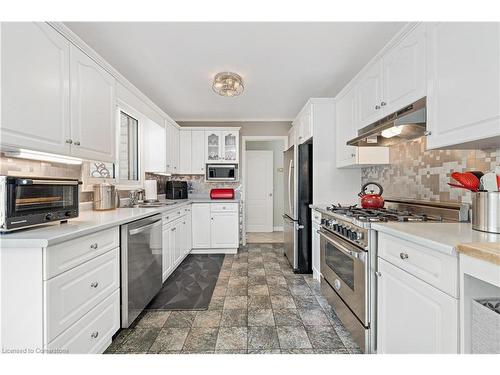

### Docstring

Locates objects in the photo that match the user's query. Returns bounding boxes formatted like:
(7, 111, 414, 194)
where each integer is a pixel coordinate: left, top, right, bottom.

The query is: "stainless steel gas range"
(318, 199, 469, 353)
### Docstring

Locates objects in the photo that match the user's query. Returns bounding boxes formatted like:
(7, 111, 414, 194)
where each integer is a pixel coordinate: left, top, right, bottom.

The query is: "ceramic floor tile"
(164, 311, 197, 328)
(305, 325, 345, 349)
(273, 309, 303, 326)
(297, 308, 330, 326)
(149, 328, 190, 352)
(248, 295, 272, 310)
(223, 296, 248, 309)
(118, 328, 160, 352)
(215, 327, 248, 350)
(276, 326, 312, 349)
(247, 326, 280, 350)
(248, 309, 275, 326)
(183, 327, 219, 351)
(192, 310, 222, 327)
(270, 294, 296, 309)
(220, 309, 248, 327)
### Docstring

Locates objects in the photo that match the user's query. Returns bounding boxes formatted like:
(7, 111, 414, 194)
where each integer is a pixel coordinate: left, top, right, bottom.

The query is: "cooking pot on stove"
(358, 182, 385, 209)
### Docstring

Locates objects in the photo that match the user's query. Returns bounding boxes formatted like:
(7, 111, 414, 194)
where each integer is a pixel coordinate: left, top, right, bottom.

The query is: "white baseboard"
(190, 248, 238, 255)
(273, 226, 283, 231)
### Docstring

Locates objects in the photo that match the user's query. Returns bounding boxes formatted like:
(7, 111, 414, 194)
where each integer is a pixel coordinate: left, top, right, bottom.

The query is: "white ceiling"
(65, 22, 404, 121)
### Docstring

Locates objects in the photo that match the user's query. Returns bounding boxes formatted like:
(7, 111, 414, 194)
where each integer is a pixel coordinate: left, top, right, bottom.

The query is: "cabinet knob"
(211, 217, 214, 220)
(375, 105, 381, 110)
(400, 252, 409, 260)
(90, 281, 99, 288)
(380, 101, 387, 106)
(424, 130, 432, 136)
(90, 243, 98, 249)
(65, 139, 73, 144)
(375, 271, 382, 277)
(74, 141, 81, 146)
(90, 331, 99, 339)
(351, 153, 356, 158)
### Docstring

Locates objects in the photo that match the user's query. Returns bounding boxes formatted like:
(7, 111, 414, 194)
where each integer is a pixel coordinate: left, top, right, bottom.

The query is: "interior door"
(246, 150, 274, 232)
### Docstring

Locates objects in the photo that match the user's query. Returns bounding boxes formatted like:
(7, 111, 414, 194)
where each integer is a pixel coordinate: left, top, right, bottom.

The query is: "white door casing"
(245, 150, 274, 233)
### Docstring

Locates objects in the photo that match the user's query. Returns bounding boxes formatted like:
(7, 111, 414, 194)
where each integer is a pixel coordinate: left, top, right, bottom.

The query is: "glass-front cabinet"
(204, 130, 239, 163)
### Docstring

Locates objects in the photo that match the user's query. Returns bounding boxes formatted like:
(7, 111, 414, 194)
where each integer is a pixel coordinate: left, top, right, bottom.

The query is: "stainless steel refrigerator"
(283, 141, 312, 273)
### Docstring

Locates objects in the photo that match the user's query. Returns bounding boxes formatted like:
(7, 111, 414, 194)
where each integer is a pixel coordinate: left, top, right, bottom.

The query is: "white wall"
(246, 140, 285, 229)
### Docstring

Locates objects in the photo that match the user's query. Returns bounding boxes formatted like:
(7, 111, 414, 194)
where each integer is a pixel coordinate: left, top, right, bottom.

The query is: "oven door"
(5, 177, 79, 229)
(319, 228, 367, 325)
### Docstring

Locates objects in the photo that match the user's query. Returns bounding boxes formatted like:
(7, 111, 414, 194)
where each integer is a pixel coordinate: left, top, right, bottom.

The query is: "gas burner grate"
(325, 204, 436, 223)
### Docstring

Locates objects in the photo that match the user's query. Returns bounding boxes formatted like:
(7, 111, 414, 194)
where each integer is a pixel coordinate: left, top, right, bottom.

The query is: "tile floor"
(105, 243, 361, 354)
(246, 231, 284, 244)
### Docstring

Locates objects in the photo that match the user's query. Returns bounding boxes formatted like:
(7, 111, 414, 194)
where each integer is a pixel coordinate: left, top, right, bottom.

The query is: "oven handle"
(317, 229, 365, 261)
(16, 179, 80, 185)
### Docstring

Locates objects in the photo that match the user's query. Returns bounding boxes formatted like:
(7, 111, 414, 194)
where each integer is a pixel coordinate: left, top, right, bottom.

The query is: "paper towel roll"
(144, 180, 158, 201)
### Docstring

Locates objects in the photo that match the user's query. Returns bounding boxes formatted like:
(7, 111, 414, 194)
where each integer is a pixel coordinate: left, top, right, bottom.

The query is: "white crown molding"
(175, 118, 294, 123)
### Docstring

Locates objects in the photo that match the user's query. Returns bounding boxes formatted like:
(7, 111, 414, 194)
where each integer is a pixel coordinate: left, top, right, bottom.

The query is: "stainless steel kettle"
(93, 183, 120, 211)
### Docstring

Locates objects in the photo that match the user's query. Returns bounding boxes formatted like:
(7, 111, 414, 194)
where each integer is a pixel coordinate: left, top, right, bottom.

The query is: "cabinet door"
(191, 204, 211, 248)
(143, 119, 166, 173)
(191, 130, 206, 174)
(335, 87, 358, 167)
(1, 22, 71, 155)
(356, 59, 384, 128)
(172, 126, 180, 174)
(162, 224, 172, 282)
(185, 208, 192, 252)
(377, 258, 458, 354)
(426, 22, 500, 149)
(311, 222, 320, 279)
(179, 130, 192, 174)
(165, 121, 179, 174)
(288, 126, 295, 148)
(297, 105, 313, 144)
(205, 131, 222, 163)
(383, 24, 426, 115)
(70, 45, 116, 162)
(169, 224, 177, 269)
(211, 211, 239, 249)
(222, 131, 239, 162)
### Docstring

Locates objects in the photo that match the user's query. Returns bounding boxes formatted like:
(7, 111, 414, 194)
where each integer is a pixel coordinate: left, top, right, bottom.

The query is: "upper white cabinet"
(69, 45, 116, 162)
(356, 59, 384, 128)
(178, 130, 206, 174)
(204, 130, 239, 163)
(356, 25, 426, 129)
(426, 22, 500, 149)
(293, 102, 313, 144)
(1, 22, 116, 162)
(143, 119, 166, 173)
(335, 86, 389, 168)
(382, 23, 426, 115)
(1, 22, 71, 155)
(165, 120, 179, 174)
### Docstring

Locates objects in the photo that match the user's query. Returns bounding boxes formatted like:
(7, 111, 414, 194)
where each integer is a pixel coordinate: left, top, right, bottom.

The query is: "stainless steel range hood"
(347, 97, 427, 147)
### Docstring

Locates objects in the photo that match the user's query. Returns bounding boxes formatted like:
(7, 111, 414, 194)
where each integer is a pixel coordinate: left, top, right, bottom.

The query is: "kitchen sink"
(125, 201, 179, 208)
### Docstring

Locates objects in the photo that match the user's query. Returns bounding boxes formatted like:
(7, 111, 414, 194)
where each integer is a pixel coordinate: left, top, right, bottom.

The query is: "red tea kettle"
(358, 182, 384, 209)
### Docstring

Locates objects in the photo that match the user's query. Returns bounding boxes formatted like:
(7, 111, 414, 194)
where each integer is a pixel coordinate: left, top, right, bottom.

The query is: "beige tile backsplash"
(361, 137, 499, 203)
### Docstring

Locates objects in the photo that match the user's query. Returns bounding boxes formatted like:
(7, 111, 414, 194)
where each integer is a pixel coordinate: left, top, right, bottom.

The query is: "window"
(118, 111, 139, 182)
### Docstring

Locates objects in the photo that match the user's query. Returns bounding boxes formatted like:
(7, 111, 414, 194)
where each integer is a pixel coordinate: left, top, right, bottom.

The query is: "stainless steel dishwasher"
(120, 214, 163, 328)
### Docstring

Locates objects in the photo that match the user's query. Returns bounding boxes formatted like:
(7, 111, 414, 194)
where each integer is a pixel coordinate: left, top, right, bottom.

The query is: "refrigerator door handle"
(288, 159, 294, 216)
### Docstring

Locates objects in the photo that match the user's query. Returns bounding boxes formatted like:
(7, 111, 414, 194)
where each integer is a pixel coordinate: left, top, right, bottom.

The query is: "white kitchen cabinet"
(335, 87, 389, 168)
(1, 22, 71, 156)
(356, 59, 384, 128)
(382, 23, 426, 115)
(288, 126, 296, 148)
(143, 119, 166, 173)
(293, 102, 313, 144)
(377, 257, 459, 354)
(191, 130, 206, 174)
(162, 221, 174, 282)
(311, 209, 321, 281)
(426, 22, 500, 149)
(69, 45, 116, 162)
(179, 130, 192, 174)
(166, 120, 180, 174)
(205, 130, 240, 163)
(192, 203, 211, 248)
(211, 211, 239, 249)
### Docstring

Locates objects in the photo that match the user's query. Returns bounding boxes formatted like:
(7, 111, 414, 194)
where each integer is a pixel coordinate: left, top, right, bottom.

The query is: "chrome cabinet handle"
(90, 243, 98, 249)
(90, 331, 99, 339)
(424, 130, 432, 136)
(400, 252, 409, 260)
(351, 153, 356, 157)
(73, 141, 80, 146)
(375, 105, 381, 110)
(375, 271, 382, 277)
(177, 211, 181, 214)
(90, 281, 99, 288)
(380, 101, 386, 106)
(65, 139, 73, 144)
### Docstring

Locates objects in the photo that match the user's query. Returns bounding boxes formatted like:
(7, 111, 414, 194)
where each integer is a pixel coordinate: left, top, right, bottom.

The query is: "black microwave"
(0, 176, 80, 231)
(206, 164, 238, 181)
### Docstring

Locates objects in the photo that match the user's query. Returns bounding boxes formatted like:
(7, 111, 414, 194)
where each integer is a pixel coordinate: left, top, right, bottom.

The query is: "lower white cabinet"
(377, 257, 459, 354)
(162, 206, 192, 282)
(192, 203, 239, 251)
(311, 209, 321, 281)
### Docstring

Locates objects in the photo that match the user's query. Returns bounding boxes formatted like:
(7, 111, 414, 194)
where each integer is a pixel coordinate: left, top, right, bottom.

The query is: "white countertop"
(372, 222, 500, 256)
(0, 198, 240, 248)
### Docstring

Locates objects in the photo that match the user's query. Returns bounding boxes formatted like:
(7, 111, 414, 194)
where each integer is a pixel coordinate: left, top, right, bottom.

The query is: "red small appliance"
(210, 188, 235, 200)
(358, 182, 385, 209)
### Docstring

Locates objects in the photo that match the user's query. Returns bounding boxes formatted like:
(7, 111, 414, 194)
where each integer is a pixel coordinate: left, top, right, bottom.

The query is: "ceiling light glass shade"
(212, 72, 244, 97)
(381, 125, 403, 138)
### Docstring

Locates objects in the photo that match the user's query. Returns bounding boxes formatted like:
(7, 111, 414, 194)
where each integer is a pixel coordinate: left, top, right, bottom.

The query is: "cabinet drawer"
(378, 233, 458, 297)
(211, 203, 238, 212)
(163, 208, 186, 224)
(44, 227, 119, 280)
(47, 289, 120, 354)
(45, 248, 120, 342)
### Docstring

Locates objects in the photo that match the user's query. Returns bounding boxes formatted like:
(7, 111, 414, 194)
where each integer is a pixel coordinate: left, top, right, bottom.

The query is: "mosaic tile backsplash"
(361, 137, 499, 204)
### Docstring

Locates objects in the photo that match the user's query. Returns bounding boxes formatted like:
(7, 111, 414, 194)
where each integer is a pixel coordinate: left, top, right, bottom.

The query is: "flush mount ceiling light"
(212, 72, 244, 97)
